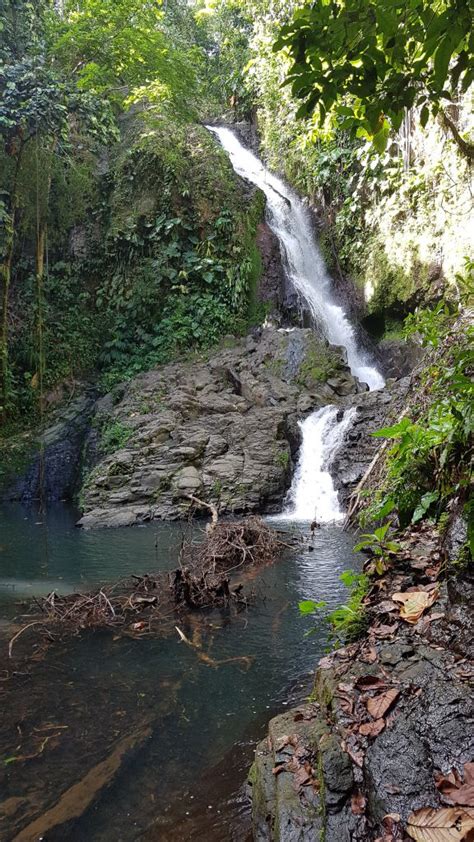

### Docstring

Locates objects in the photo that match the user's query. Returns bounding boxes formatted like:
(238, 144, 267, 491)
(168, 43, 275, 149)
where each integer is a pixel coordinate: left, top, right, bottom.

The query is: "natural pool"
(0, 504, 361, 840)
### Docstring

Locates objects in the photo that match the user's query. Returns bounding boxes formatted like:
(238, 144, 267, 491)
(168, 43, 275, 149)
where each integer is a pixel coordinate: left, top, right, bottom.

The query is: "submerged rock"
(78, 328, 365, 527)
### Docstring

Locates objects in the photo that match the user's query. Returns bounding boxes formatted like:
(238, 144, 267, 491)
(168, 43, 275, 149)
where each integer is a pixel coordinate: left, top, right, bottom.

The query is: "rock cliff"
(79, 328, 366, 528)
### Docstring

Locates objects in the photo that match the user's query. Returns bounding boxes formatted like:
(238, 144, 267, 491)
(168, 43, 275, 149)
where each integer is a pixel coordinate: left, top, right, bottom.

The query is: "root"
(8, 622, 43, 658)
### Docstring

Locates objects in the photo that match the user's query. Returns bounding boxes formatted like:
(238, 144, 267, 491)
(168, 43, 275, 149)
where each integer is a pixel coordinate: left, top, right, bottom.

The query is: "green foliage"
(10, 262, 100, 391)
(353, 523, 400, 574)
(275, 449, 290, 469)
(50, 0, 203, 116)
(92, 119, 264, 387)
(297, 340, 339, 387)
(0, 0, 267, 423)
(276, 0, 473, 150)
(0, 58, 117, 149)
(195, 0, 254, 117)
(455, 256, 474, 307)
(100, 420, 132, 454)
(403, 300, 453, 348)
(299, 570, 369, 642)
(370, 307, 473, 526)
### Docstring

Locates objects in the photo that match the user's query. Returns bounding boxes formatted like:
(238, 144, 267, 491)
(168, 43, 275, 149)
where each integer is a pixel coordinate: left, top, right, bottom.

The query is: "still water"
(0, 504, 361, 840)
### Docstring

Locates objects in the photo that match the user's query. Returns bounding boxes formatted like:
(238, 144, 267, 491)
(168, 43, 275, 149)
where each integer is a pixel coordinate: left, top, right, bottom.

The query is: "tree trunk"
(35, 222, 47, 410)
(441, 110, 474, 161)
(35, 137, 56, 413)
(0, 146, 24, 420)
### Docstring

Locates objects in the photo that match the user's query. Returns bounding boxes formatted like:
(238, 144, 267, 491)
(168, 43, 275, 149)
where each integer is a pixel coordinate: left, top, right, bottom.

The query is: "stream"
(0, 505, 362, 840)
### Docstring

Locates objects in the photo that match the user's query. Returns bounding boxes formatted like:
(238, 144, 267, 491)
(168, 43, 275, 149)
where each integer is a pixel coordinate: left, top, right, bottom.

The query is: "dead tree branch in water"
(7, 517, 290, 656)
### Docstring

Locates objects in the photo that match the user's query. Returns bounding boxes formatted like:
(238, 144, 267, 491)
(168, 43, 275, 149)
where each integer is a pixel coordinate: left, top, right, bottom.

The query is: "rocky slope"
(78, 327, 367, 528)
(250, 523, 473, 841)
(1, 327, 413, 527)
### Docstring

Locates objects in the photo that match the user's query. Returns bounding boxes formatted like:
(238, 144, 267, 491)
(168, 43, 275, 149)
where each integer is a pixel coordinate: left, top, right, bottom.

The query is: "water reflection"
(0, 504, 361, 840)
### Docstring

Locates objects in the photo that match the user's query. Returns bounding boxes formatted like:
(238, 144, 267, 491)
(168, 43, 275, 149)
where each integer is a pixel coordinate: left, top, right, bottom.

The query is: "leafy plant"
(276, 449, 290, 469)
(100, 421, 132, 454)
(354, 523, 400, 574)
(403, 300, 453, 349)
(369, 305, 473, 528)
(275, 0, 474, 154)
(299, 570, 369, 642)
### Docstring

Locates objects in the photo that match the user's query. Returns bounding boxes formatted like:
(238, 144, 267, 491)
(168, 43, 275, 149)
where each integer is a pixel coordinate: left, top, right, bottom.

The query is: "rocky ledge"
(250, 522, 473, 841)
(78, 327, 368, 528)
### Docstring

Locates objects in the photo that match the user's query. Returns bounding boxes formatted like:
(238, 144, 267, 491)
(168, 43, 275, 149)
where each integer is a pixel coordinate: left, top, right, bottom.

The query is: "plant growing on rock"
(354, 523, 400, 575)
(100, 421, 132, 454)
(299, 570, 369, 642)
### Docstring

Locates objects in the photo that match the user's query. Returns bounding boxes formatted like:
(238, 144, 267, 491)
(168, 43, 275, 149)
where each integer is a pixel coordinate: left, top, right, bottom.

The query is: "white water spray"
(207, 126, 384, 391)
(279, 406, 357, 522)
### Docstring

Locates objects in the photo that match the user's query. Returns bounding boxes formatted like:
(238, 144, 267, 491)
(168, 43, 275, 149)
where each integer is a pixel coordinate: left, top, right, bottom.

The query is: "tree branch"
(441, 110, 474, 161)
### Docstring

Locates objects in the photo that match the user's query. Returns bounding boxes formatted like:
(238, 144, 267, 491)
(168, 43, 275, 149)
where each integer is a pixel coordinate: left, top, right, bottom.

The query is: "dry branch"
(7, 517, 289, 655)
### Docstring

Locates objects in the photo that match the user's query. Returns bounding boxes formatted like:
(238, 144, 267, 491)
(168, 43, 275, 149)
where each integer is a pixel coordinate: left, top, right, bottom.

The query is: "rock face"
(1, 393, 96, 502)
(377, 338, 424, 380)
(331, 377, 412, 507)
(78, 328, 367, 528)
(250, 574, 474, 841)
(256, 222, 295, 320)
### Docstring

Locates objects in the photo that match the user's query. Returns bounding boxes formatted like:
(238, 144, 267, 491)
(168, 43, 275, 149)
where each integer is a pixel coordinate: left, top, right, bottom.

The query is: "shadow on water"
(0, 505, 361, 840)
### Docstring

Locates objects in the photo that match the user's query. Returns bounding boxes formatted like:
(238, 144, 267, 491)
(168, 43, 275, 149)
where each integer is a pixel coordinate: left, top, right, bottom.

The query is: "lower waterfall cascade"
(208, 125, 385, 522)
(279, 405, 357, 522)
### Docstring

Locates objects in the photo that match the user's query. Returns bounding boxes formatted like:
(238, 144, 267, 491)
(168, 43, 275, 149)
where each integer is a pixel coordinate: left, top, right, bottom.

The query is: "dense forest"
(1, 0, 472, 417)
(0, 0, 473, 839)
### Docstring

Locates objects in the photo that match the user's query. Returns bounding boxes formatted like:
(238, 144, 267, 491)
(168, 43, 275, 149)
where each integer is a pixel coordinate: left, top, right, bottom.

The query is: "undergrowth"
(366, 297, 473, 541)
(299, 570, 370, 644)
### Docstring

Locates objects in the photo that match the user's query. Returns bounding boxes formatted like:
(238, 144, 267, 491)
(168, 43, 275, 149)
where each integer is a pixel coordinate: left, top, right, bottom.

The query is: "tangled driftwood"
(8, 517, 289, 658)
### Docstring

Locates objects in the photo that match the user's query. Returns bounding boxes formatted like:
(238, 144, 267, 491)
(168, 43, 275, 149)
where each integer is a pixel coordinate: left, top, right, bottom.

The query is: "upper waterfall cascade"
(207, 126, 384, 392)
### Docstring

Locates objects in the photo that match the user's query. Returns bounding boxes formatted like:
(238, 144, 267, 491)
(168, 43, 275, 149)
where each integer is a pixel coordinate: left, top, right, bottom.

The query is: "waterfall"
(280, 406, 356, 522)
(207, 126, 384, 391)
(207, 126, 384, 522)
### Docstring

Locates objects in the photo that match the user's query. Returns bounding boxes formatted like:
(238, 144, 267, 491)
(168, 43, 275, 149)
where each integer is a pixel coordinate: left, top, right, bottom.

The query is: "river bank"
(250, 518, 473, 841)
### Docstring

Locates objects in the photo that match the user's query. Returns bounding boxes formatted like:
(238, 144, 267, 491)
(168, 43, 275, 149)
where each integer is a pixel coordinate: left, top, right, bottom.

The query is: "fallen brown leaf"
(338, 694, 354, 716)
(375, 600, 399, 614)
(272, 763, 286, 776)
(372, 623, 399, 639)
(406, 806, 474, 841)
(435, 764, 474, 807)
(392, 589, 439, 624)
(294, 766, 312, 789)
(274, 735, 290, 751)
(341, 740, 364, 768)
(366, 688, 400, 719)
(359, 718, 385, 738)
(286, 756, 300, 774)
(337, 682, 354, 693)
(360, 645, 378, 664)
